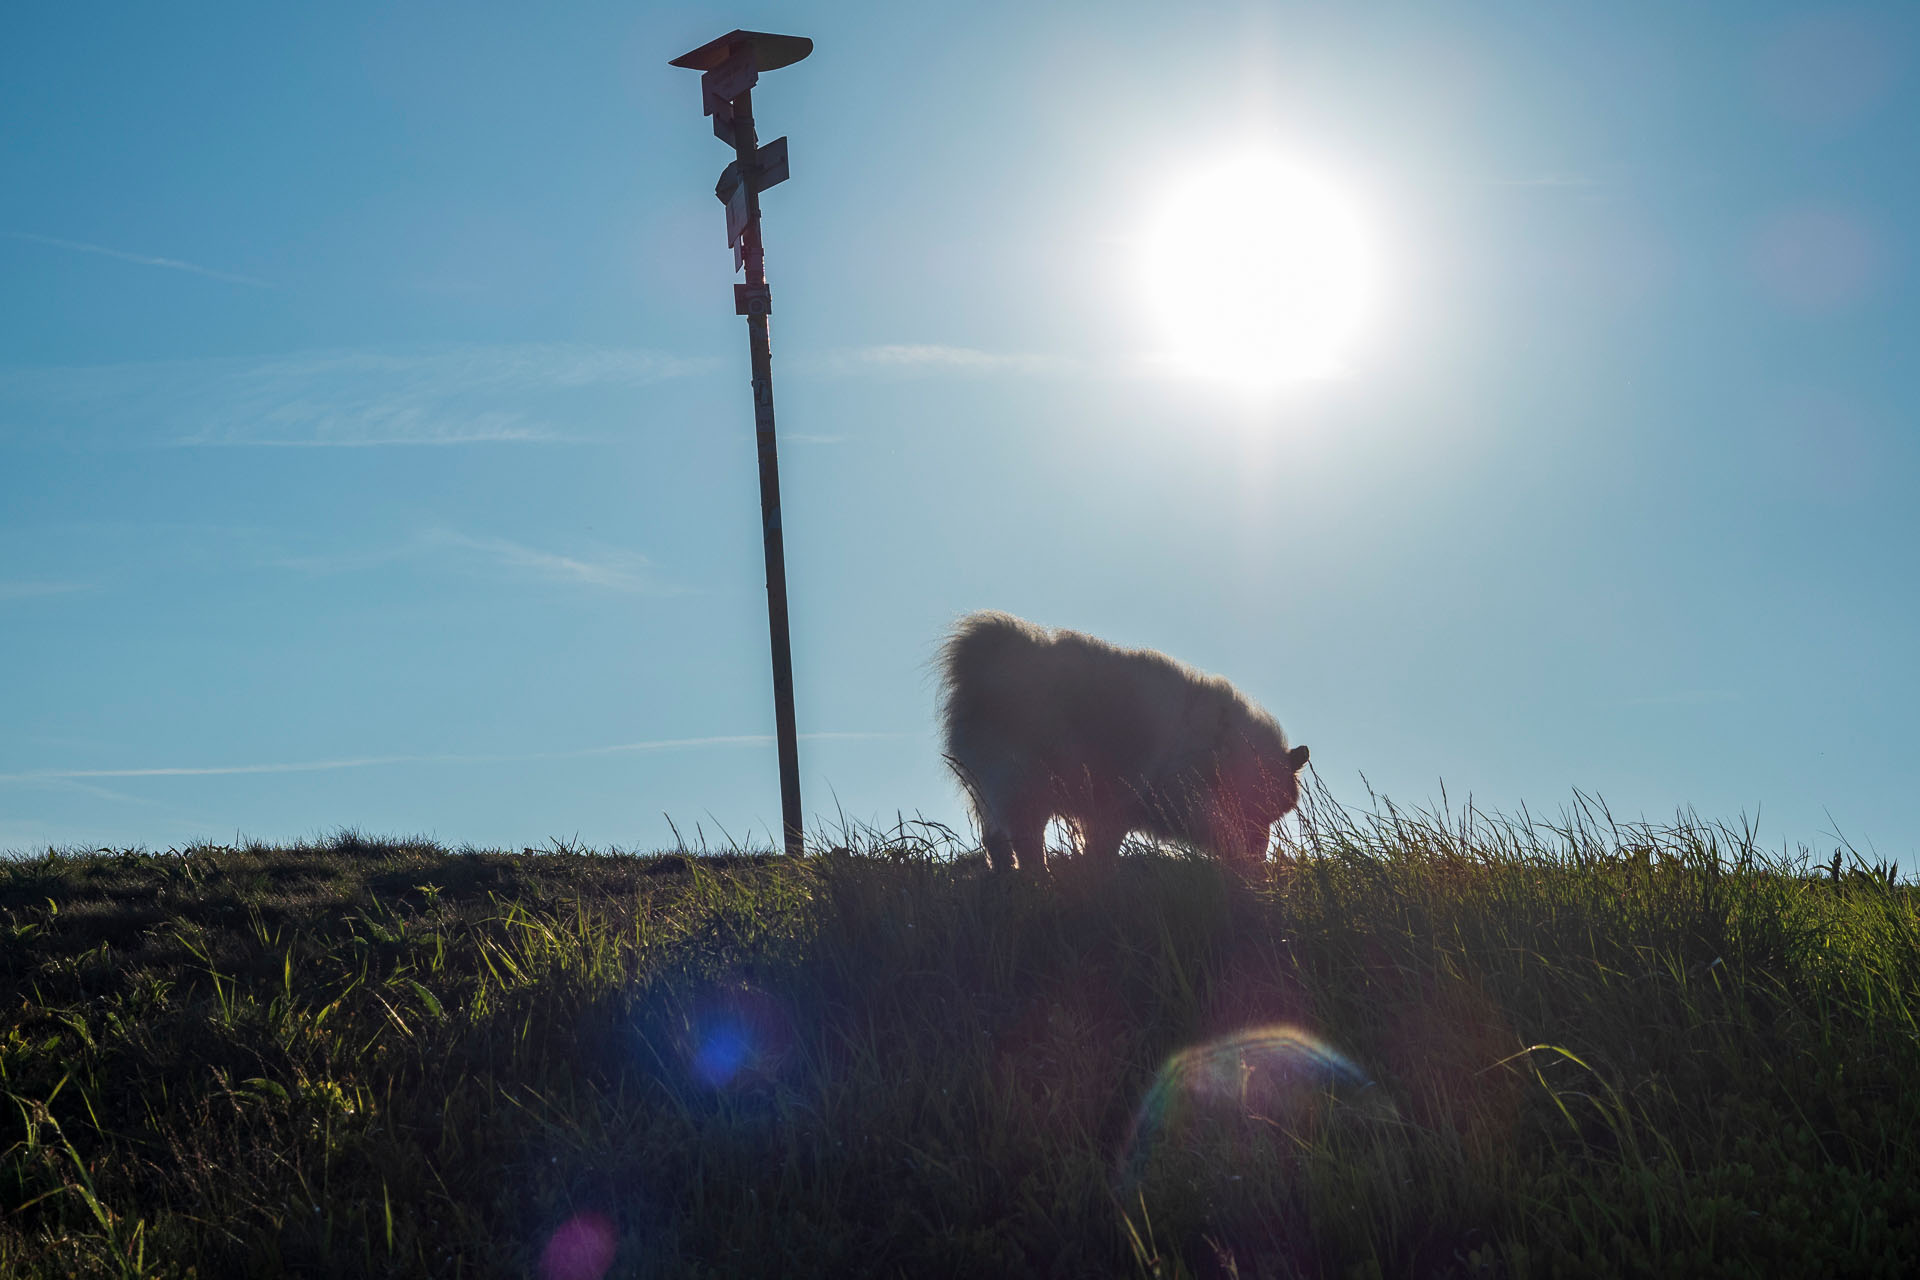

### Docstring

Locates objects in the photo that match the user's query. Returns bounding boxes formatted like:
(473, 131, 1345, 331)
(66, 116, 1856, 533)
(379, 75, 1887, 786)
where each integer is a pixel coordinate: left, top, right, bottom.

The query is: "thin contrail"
(0, 732, 907, 783)
(4, 230, 272, 287)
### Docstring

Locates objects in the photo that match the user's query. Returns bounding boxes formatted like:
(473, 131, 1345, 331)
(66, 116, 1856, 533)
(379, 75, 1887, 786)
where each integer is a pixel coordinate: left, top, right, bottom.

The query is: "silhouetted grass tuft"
(2, 789, 1915, 1277)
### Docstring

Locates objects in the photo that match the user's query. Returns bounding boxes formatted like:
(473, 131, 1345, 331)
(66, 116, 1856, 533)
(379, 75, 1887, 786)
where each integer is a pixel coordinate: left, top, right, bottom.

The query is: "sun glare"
(1138, 152, 1378, 389)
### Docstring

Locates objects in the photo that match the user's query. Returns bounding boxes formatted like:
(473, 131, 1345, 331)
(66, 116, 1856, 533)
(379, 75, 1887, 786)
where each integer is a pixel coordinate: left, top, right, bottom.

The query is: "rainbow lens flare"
(1119, 1024, 1376, 1187)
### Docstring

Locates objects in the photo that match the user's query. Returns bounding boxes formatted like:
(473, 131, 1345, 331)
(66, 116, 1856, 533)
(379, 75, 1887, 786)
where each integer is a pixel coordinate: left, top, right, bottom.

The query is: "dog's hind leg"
(1007, 803, 1049, 873)
(1074, 817, 1126, 868)
(982, 825, 1015, 873)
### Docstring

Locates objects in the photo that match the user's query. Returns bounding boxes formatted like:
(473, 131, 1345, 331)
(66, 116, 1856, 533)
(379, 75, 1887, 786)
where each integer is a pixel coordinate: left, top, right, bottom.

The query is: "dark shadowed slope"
(3, 799, 1916, 1277)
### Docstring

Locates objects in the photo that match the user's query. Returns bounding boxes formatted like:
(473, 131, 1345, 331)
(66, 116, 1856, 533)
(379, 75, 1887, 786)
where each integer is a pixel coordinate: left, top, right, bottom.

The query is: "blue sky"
(3, 2, 1914, 864)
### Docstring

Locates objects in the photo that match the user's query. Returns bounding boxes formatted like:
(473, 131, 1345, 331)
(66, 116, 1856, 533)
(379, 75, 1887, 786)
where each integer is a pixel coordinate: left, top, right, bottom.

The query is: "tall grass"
(1, 789, 1914, 1277)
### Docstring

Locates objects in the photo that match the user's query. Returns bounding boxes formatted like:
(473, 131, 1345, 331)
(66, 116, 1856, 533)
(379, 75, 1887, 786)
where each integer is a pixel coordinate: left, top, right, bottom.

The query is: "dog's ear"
(1288, 744, 1310, 772)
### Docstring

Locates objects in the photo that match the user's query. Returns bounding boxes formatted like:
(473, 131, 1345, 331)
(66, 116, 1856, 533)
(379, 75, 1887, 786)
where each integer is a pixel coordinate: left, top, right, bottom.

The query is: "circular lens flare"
(539, 1212, 617, 1280)
(1118, 1024, 1378, 1189)
(1139, 153, 1378, 388)
(668, 983, 794, 1091)
(691, 1022, 753, 1088)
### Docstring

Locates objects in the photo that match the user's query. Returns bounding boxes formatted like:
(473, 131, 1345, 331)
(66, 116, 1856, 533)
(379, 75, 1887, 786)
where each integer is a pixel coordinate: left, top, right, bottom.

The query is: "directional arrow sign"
(715, 138, 789, 259)
(753, 136, 789, 192)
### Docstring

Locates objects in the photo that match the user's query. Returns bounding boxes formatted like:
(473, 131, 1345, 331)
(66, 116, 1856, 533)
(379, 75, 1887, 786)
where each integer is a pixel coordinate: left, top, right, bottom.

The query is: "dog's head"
(1210, 740, 1310, 865)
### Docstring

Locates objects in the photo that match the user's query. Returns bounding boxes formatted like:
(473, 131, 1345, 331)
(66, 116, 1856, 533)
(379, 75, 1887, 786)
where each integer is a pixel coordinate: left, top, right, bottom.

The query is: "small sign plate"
(753, 136, 789, 191)
(726, 183, 750, 248)
(702, 47, 758, 107)
(734, 283, 772, 316)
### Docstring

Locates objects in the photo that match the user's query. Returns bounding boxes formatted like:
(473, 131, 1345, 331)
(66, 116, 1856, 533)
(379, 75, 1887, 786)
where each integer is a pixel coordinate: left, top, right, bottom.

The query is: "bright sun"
(1138, 151, 1378, 388)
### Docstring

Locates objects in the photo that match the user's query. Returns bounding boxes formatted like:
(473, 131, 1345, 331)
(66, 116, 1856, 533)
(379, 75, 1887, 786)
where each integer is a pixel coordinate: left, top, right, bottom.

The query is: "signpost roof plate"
(669, 30, 813, 72)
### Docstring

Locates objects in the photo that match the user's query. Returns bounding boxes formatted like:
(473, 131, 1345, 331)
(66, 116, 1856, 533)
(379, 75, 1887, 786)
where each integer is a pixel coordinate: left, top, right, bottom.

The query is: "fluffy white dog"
(940, 612, 1309, 872)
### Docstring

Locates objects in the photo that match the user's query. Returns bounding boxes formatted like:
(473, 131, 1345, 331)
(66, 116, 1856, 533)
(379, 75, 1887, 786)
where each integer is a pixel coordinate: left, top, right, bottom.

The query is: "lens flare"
(1119, 1025, 1375, 1187)
(691, 1022, 753, 1088)
(539, 1212, 616, 1280)
(669, 984, 794, 1091)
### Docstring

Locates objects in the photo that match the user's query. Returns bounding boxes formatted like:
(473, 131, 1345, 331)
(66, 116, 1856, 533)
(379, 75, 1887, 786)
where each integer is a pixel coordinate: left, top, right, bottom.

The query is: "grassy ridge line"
(0, 798, 1915, 1278)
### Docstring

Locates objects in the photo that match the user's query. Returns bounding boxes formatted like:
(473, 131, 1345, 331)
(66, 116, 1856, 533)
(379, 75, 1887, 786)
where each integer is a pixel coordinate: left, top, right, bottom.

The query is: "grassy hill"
(2, 794, 1915, 1278)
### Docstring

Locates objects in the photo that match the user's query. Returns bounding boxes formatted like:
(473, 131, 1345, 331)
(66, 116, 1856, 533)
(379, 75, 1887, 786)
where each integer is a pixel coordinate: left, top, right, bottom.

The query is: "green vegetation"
(2, 794, 1915, 1278)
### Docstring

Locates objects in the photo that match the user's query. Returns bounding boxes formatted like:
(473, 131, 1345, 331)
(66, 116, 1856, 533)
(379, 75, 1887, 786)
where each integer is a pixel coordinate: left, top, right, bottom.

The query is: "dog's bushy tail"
(937, 611, 1048, 749)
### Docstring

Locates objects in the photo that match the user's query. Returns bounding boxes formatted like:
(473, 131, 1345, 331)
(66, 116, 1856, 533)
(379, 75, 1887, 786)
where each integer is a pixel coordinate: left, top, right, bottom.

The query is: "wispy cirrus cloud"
(809, 344, 1079, 377)
(0, 343, 720, 449)
(15, 775, 157, 806)
(0, 732, 905, 786)
(274, 528, 679, 595)
(0, 581, 93, 602)
(808, 342, 1309, 384)
(175, 345, 718, 447)
(428, 530, 667, 593)
(4, 229, 272, 287)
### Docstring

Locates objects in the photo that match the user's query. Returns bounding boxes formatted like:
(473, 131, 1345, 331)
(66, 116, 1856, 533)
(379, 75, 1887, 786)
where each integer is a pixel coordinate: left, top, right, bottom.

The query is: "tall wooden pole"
(727, 88, 804, 859)
(670, 30, 812, 857)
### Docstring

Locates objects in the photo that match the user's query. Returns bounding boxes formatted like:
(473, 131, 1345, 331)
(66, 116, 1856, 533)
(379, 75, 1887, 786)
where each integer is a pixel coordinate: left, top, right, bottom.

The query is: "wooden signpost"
(670, 30, 813, 857)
